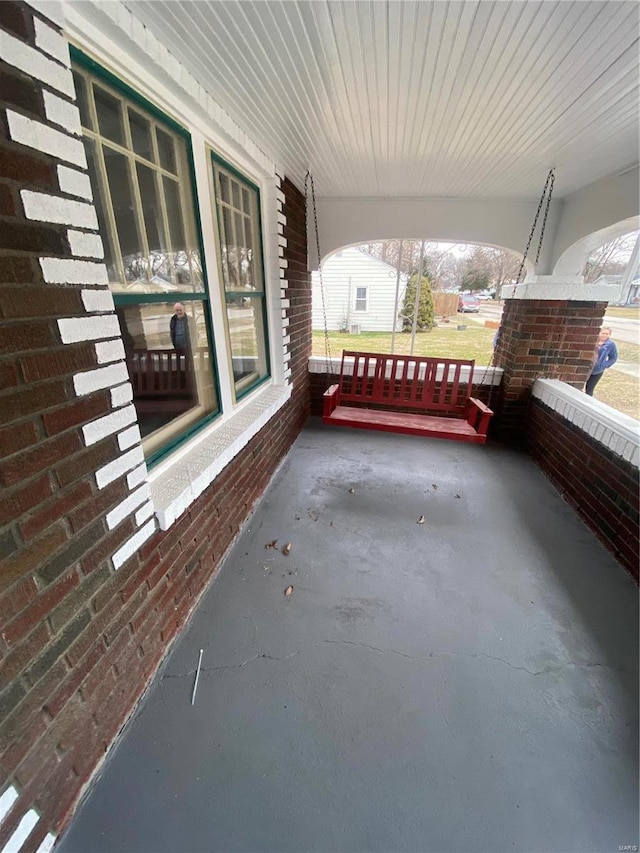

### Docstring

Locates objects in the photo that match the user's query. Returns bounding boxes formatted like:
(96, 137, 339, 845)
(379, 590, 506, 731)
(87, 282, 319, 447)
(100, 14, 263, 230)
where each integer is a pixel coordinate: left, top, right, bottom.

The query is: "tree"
(400, 271, 434, 331)
(583, 232, 639, 283)
(461, 269, 491, 292)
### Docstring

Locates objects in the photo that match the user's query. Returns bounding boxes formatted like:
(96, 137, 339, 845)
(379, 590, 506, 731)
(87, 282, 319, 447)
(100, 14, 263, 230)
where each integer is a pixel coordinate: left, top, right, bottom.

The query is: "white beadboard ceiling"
(125, 0, 639, 200)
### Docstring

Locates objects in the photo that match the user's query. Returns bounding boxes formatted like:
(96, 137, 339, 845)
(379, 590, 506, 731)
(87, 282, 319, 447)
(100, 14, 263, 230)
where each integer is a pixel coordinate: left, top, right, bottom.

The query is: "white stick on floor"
(191, 649, 203, 706)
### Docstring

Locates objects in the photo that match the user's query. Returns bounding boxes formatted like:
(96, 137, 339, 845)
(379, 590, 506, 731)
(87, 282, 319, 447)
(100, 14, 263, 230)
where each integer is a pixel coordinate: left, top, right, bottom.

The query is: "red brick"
(0, 321, 57, 354)
(42, 391, 111, 437)
(20, 343, 96, 383)
(0, 521, 68, 596)
(46, 635, 107, 717)
(0, 146, 54, 186)
(0, 378, 68, 428)
(0, 473, 53, 527)
(0, 182, 15, 215)
(0, 428, 81, 485)
(81, 517, 135, 576)
(0, 621, 50, 683)
(55, 436, 119, 488)
(0, 573, 38, 624)
(0, 286, 81, 319)
(0, 418, 39, 457)
(0, 659, 66, 760)
(2, 566, 79, 646)
(0, 1, 34, 41)
(0, 359, 20, 391)
(0, 256, 35, 284)
(20, 479, 92, 540)
(0, 220, 67, 255)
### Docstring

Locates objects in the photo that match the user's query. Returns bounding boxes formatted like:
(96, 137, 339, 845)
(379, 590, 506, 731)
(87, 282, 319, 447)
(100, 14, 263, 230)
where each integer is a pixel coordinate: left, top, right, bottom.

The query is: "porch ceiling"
(123, 0, 639, 199)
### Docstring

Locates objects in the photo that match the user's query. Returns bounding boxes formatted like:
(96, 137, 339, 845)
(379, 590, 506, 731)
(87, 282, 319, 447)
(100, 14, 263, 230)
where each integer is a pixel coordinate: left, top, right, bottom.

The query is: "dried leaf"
(455, 494, 461, 499)
(265, 540, 278, 550)
(417, 515, 425, 524)
(349, 488, 355, 494)
(432, 484, 439, 490)
(282, 542, 292, 556)
(284, 585, 293, 597)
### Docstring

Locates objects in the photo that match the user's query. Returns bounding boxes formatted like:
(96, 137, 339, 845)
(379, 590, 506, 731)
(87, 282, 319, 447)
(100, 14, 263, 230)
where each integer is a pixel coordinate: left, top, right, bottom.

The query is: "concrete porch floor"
(58, 419, 639, 853)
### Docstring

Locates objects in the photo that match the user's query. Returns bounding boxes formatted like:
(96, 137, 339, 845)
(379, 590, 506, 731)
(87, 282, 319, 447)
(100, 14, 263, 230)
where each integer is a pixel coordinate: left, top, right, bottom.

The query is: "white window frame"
(354, 286, 368, 312)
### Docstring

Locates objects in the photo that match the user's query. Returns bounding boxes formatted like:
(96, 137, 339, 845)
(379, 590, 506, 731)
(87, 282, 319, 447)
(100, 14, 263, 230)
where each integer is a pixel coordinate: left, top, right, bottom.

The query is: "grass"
(604, 306, 640, 320)
(312, 329, 639, 422)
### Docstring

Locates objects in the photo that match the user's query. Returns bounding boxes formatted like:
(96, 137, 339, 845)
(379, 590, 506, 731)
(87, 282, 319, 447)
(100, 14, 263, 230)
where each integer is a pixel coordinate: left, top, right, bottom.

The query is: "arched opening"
(312, 239, 527, 364)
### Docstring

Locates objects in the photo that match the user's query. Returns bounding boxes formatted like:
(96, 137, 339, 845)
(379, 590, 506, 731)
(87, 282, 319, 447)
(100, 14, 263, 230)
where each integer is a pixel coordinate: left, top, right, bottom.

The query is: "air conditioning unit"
(349, 323, 362, 335)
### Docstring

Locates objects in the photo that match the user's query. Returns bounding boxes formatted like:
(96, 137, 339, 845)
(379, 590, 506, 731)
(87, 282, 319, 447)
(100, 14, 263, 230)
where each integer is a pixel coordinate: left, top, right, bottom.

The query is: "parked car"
(458, 294, 481, 313)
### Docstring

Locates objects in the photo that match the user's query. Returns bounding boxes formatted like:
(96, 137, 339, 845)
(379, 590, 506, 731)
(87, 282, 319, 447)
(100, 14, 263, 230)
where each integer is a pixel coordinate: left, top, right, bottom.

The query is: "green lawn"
(312, 329, 639, 422)
(605, 306, 640, 320)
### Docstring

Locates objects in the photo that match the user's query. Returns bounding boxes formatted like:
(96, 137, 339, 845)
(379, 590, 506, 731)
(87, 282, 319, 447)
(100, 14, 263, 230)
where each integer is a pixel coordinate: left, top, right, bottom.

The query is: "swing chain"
(305, 171, 333, 377)
(510, 167, 556, 297)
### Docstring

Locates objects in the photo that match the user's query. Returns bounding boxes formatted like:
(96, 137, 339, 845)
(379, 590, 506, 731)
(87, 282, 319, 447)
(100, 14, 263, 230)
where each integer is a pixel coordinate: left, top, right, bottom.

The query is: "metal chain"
(485, 168, 556, 410)
(305, 171, 333, 376)
(510, 167, 556, 298)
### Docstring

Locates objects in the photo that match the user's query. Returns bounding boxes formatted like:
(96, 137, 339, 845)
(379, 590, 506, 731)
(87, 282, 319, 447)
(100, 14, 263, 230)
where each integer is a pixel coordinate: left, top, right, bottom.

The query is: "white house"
(312, 247, 408, 332)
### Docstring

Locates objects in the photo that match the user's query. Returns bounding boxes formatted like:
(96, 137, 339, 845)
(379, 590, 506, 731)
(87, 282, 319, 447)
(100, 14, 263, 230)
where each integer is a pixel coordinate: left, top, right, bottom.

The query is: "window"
(354, 286, 368, 312)
(211, 155, 270, 398)
(71, 49, 219, 464)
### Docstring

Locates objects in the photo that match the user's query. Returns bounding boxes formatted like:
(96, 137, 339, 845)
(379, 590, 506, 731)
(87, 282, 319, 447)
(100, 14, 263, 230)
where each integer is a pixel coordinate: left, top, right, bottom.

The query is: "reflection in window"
(211, 156, 270, 397)
(117, 301, 218, 460)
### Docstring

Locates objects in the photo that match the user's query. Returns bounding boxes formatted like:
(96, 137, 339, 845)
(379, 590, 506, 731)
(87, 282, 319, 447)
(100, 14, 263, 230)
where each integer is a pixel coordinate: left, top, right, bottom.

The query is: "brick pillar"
(493, 277, 620, 443)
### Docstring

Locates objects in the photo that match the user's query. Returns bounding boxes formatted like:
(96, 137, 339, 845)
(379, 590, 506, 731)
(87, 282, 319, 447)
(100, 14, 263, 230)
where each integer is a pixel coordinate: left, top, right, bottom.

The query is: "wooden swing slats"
(323, 351, 493, 444)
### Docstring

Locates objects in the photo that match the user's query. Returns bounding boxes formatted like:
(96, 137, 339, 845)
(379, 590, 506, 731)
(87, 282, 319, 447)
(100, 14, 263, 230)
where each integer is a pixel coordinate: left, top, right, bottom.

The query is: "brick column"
(493, 277, 620, 443)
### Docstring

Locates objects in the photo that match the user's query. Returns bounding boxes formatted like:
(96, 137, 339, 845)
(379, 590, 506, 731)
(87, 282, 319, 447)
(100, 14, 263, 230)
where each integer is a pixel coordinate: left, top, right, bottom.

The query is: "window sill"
(148, 382, 292, 529)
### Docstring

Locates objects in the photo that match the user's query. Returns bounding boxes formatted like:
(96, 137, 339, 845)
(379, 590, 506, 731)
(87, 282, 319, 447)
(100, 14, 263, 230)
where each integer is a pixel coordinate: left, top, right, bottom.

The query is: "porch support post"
(493, 275, 620, 443)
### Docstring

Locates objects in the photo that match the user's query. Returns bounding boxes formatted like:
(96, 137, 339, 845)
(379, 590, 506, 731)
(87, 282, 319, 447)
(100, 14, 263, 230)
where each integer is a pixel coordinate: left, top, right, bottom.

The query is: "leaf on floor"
(455, 494, 461, 499)
(417, 515, 425, 524)
(432, 484, 438, 490)
(284, 585, 294, 597)
(348, 488, 355, 494)
(265, 540, 278, 550)
(282, 542, 292, 556)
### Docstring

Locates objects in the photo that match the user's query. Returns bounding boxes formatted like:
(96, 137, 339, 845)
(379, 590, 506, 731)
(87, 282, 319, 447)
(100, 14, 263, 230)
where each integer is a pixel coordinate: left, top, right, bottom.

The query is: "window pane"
(225, 295, 268, 390)
(218, 172, 230, 203)
(221, 205, 240, 289)
(72, 71, 92, 130)
(137, 163, 164, 252)
(103, 147, 144, 284)
(156, 128, 176, 173)
(94, 86, 125, 146)
(242, 187, 251, 214)
(129, 109, 154, 161)
(117, 300, 218, 458)
(231, 180, 241, 209)
(83, 138, 118, 282)
(163, 177, 186, 251)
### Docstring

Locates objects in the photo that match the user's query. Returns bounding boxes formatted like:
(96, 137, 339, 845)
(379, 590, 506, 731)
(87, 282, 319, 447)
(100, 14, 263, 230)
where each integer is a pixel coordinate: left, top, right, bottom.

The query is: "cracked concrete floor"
(59, 419, 639, 853)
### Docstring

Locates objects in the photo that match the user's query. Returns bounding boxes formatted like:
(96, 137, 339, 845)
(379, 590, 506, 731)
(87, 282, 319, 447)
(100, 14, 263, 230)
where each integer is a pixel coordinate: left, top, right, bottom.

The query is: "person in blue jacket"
(585, 326, 618, 396)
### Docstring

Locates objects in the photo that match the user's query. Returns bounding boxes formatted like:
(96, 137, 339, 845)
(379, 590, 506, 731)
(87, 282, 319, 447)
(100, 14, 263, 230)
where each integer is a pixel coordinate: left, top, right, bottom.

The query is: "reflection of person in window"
(170, 302, 192, 352)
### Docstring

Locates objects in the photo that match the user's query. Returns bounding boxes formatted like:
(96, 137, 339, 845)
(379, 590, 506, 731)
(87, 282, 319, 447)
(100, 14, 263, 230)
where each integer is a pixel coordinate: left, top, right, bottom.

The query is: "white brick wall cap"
(81, 287, 113, 311)
(502, 276, 620, 303)
(307, 356, 503, 386)
(3, 809, 40, 853)
(532, 378, 640, 469)
(35, 17, 69, 65)
(112, 519, 155, 570)
(22, 191, 98, 229)
(44, 92, 81, 135)
(41, 258, 108, 286)
(106, 483, 151, 530)
(0, 30, 73, 97)
(94, 339, 125, 364)
(68, 230, 104, 259)
(0, 786, 18, 822)
(96, 445, 145, 489)
(57, 165, 92, 200)
(149, 384, 291, 530)
(82, 404, 137, 446)
(73, 362, 128, 395)
(58, 314, 120, 343)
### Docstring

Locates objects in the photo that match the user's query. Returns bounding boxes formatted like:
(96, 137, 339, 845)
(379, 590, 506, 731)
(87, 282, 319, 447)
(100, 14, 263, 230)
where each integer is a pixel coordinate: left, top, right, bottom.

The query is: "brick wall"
(494, 299, 604, 443)
(528, 400, 639, 580)
(0, 4, 311, 850)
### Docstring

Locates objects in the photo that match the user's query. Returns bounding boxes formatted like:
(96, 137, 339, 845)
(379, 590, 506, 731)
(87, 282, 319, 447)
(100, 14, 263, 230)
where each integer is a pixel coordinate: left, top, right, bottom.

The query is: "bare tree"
(583, 232, 639, 283)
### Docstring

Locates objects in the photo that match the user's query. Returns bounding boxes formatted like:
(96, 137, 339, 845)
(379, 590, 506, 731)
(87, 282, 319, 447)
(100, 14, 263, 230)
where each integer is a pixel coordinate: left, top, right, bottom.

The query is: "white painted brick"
(276, 189, 285, 203)
(112, 519, 155, 569)
(282, 317, 290, 328)
(57, 165, 92, 200)
(135, 501, 155, 527)
(106, 484, 151, 530)
(44, 91, 81, 135)
(3, 809, 40, 853)
(58, 314, 120, 343)
(34, 833, 57, 853)
(22, 191, 98, 229)
(83, 404, 137, 446)
(282, 335, 291, 347)
(127, 463, 148, 490)
(111, 382, 133, 408)
(73, 362, 129, 395)
(0, 30, 74, 97)
(278, 235, 288, 248)
(34, 16, 69, 65)
(0, 786, 18, 823)
(40, 257, 107, 285)
(281, 299, 290, 309)
(118, 424, 141, 451)
(81, 288, 114, 311)
(7, 111, 86, 168)
(95, 339, 125, 364)
(68, 230, 104, 259)
(96, 445, 145, 489)
(29, 0, 65, 28)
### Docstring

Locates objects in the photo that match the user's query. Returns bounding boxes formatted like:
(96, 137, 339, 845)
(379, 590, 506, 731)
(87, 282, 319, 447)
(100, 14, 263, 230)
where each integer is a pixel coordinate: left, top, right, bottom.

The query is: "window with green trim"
(71, 51, 219, 464)
(211, 156, 270, 398)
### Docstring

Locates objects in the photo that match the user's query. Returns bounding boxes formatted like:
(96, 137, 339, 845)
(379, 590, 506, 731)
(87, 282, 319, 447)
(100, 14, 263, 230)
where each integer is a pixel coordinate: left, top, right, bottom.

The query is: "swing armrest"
(323, 384, 340, 417)
(466, 397, 493, 436)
